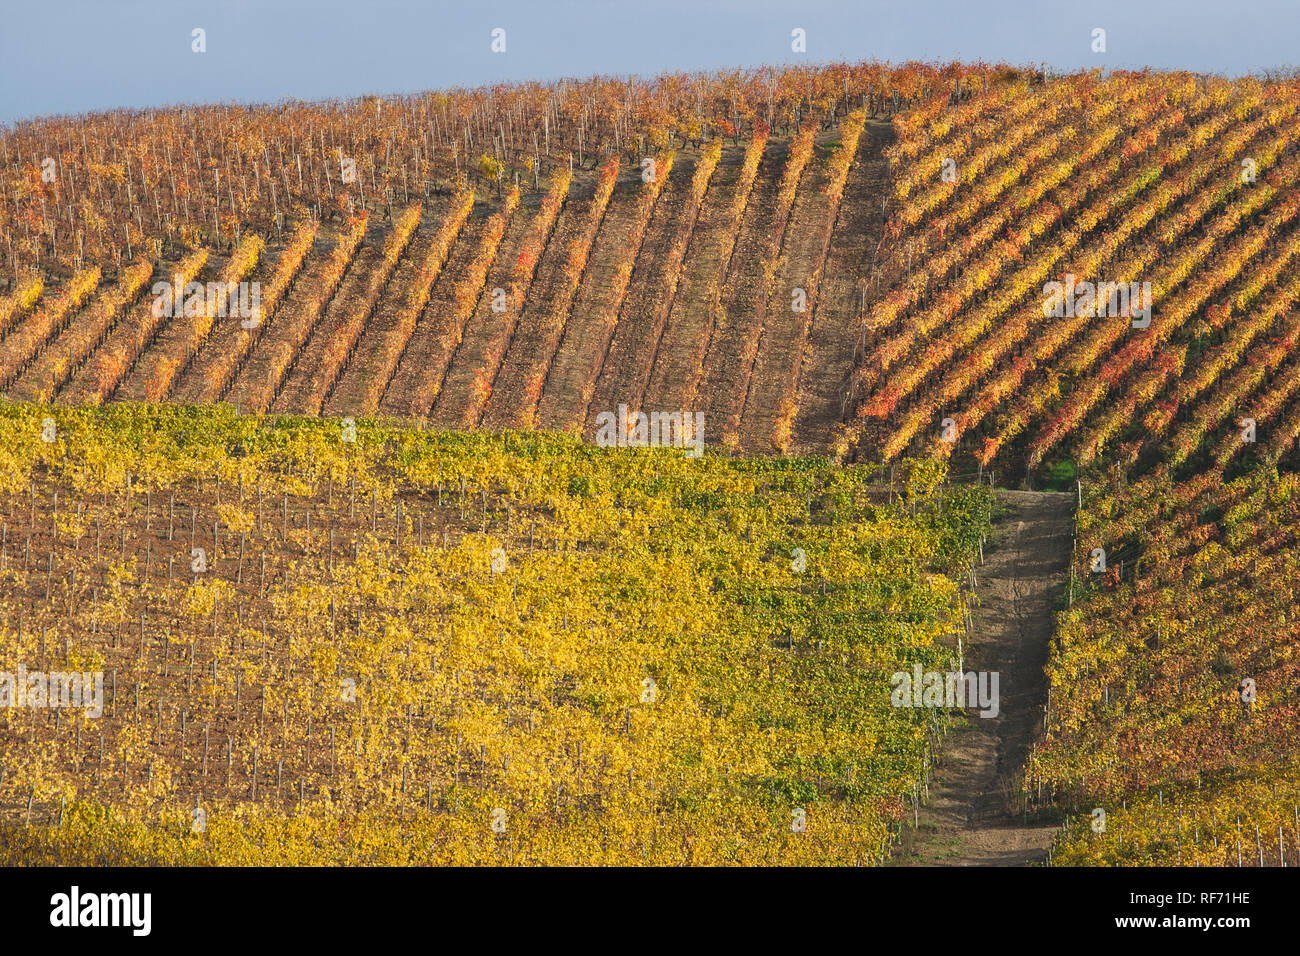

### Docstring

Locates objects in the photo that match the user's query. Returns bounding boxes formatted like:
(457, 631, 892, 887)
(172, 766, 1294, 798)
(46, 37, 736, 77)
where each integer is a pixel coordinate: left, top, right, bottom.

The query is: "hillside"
(7, 67, 1300, 476)
(0, 62, 949, 454)
(3, 62, 1300, 867)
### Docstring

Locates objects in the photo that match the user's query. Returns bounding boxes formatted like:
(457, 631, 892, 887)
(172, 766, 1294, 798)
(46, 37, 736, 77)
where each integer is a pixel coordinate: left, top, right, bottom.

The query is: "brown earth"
(895, 489, 1074, 866)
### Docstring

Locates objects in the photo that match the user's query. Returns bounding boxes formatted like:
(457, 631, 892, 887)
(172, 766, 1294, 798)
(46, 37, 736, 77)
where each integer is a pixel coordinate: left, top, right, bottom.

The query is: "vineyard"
(847, 70, 1300, 477)
(0, 403, 991, 864)
(7, 65, 1300, 470)
(848, 68, 1300, 865)
(1019, 456, 1300, 865)
(3, 59, 1300, 867)
(0, 61, 976, 452)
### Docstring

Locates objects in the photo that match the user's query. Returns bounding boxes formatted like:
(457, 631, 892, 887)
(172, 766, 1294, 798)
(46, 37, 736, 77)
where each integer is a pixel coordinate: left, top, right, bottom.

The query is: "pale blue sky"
(3, 0, 1296, 124)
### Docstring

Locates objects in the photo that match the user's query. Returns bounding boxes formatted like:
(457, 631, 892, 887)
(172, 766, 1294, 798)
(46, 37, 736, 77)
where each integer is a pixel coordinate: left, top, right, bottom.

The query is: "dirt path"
(896, 489, 1074, 866)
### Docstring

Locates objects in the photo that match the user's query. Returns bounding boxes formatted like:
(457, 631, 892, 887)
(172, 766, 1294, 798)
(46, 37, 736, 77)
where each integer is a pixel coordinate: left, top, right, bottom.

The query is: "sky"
(2, 0, 1297, 124)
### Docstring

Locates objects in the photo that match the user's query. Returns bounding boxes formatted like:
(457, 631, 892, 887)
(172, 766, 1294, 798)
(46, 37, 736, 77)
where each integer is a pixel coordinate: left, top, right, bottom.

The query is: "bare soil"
(895, 489, 1074, 866)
